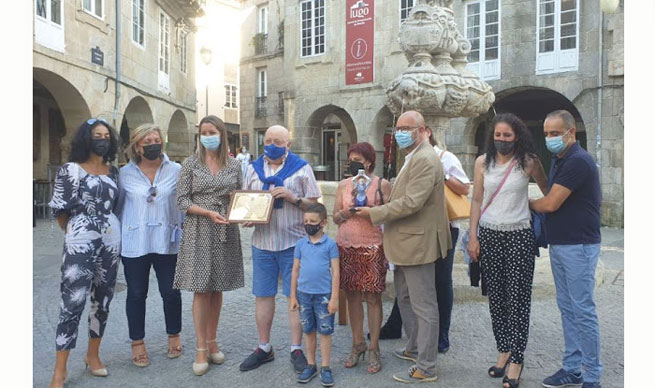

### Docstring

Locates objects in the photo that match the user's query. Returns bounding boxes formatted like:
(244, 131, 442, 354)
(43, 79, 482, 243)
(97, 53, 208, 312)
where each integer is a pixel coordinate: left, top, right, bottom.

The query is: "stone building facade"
(239, 0, 624, 226)
(33, 0, 203, 185)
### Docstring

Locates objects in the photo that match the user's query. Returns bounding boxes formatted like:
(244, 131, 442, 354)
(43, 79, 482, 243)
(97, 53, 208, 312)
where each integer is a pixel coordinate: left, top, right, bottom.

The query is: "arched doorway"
(305, 105, 358, 181)
(373, 106, 396, 179)
(166, 110, 191, 162)
(33, 68, 92, 218)
(120, 96, 154, 162)
(474, 87, 587, 173)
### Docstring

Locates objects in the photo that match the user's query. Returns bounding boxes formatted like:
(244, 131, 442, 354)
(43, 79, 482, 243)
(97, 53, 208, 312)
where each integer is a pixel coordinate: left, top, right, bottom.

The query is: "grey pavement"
(33, 220, 624, 387)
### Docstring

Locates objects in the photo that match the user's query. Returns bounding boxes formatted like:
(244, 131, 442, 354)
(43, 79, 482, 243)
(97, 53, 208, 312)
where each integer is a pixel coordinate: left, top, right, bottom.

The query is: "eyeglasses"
(87, 118, 108, 126)
(394, 126, 421, 133)
(146, 186, 157, 203)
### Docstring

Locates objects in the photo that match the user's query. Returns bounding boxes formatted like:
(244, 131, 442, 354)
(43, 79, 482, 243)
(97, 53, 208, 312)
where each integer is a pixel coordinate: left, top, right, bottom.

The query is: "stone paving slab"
(33, 221, 624, 387)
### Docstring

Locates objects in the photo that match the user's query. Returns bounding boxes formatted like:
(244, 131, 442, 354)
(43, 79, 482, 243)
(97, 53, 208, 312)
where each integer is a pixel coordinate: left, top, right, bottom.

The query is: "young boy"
(290, 202, 340, 387)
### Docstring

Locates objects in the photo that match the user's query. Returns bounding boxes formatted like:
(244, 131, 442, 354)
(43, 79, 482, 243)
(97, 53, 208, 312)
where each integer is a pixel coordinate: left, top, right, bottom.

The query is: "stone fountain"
(386, 0, 495, 148)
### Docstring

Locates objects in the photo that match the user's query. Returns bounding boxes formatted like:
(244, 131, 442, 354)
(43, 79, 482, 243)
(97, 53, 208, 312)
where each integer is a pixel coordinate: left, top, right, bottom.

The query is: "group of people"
(47, 108, 603, 388)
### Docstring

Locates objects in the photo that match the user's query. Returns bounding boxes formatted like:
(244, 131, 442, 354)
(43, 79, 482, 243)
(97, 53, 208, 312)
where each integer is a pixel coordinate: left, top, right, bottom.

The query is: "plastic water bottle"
(354, 169, 369, 207)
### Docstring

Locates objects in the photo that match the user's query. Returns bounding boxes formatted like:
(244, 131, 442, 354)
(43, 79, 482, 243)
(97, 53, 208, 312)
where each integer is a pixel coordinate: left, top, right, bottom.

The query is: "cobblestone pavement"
(33, 220, 624, 387)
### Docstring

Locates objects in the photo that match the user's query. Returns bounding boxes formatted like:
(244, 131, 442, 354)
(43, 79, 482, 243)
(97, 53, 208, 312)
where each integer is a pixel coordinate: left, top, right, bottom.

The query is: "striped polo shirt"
(243, 156, 321, 251)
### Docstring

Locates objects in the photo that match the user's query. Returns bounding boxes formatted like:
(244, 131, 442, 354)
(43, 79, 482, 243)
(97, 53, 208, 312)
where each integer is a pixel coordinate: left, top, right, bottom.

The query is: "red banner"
(345, 0, 374, 85)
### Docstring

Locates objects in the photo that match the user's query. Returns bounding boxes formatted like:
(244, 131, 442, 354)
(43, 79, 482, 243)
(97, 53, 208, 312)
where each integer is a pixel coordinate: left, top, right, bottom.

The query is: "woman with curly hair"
(466, 113, 548, 388)
(48, 118, 121, 388)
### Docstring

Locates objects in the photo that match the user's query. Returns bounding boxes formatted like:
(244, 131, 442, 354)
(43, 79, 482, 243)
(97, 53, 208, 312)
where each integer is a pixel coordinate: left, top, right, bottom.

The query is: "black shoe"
(438, 333, 450, 353)
(290, 349, 308, 374)
(378, 325, 402, 340)
(239, 347, 275, 371)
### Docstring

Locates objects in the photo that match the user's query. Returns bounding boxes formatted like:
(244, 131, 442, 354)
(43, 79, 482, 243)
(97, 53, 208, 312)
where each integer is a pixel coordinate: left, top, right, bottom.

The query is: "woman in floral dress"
(48, 118, 121, 388)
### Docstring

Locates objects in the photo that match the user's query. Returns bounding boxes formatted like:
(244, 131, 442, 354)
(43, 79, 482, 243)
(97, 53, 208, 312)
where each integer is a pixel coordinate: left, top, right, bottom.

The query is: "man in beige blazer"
(357, 111, 451, 383)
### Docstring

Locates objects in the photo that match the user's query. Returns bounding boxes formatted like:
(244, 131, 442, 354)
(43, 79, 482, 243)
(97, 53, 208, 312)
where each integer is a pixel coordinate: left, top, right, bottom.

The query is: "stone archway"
(372, 106, 396, 178)
(304, 105, 358, 181)
(166, 109, 192, 162)
(468, 86, 587, 173)
(33, 68, 92, 180)
(120, 96, 154, 162)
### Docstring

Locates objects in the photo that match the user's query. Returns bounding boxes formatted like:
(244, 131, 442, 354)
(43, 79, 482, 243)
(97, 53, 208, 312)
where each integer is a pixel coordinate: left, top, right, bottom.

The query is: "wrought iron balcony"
(255, 97, 267, 117)
(253, 33, 268, 55)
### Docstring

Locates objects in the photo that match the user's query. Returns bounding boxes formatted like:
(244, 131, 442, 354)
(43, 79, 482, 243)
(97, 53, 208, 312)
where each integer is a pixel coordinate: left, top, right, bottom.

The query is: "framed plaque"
(227, 190, 274, 224)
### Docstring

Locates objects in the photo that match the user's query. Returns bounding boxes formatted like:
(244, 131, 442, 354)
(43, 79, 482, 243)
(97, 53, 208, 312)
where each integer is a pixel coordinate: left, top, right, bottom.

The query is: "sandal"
(367, 347, 381, 374)
(131, 340, 150, 367)
(344, 342, 367, 368)
(488, 353, 510, 378)
(167, 333, 182, 359)
(206, 338, 225, 364)
(503, 363, 524, 388)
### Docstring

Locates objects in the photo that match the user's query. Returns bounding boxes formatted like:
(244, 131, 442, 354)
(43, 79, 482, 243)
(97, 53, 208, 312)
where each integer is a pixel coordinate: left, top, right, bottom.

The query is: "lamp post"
(200, 46, 213, 117)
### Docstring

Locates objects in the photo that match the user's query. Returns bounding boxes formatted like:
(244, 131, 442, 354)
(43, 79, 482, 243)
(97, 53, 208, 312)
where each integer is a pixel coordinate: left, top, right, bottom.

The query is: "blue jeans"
(549, 244, 602, 383)
(122, 254, 181, 341)
(252, 246, 295, 297)
(297, 291, 335, 335)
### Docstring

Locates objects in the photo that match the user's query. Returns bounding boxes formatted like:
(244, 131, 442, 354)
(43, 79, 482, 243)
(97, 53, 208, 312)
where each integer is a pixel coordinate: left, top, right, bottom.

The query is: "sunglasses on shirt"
(146, 186, 158, 203)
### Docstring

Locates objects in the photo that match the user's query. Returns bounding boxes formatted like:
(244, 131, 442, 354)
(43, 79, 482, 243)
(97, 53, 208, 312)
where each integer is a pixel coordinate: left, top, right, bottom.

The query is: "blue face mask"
(394, 131, 415, 149)
(264, 144, 287, 160)
(545, 132, 569, 154)
(200, 135, 221, 151)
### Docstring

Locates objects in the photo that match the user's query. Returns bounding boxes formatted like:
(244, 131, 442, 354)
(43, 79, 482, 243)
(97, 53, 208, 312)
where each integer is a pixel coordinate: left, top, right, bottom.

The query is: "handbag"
(531, 210, 548, 256)
(460, 158, 518, 263)
(439, 151, 471, 221)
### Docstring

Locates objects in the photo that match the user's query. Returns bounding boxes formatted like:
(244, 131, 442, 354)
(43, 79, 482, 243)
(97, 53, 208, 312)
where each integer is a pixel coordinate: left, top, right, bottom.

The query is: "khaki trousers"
(394, 262, 440, 377)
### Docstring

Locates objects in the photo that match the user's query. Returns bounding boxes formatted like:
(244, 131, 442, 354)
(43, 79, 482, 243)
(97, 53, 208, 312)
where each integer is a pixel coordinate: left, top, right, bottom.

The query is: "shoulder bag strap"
(480, 158, 518, 216)
(375, 176, 384, 205)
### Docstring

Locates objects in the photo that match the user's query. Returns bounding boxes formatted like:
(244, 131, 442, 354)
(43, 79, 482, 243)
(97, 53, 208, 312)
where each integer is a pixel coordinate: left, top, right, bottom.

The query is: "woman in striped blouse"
(117, 123, 185, 368)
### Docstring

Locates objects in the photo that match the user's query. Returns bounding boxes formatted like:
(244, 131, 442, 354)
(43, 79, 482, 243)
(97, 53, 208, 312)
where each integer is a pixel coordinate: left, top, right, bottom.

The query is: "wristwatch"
(295, 197, 303, 206)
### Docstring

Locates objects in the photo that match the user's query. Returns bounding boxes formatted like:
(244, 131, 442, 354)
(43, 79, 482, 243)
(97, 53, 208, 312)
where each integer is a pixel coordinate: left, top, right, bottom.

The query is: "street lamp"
(600, 0, 620, 14)
(200, 46, 212, 117)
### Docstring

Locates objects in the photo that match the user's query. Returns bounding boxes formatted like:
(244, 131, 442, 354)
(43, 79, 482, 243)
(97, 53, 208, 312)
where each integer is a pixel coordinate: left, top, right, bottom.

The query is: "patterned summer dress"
(173, 155, 244, 292)
(48, 162, 121, 350)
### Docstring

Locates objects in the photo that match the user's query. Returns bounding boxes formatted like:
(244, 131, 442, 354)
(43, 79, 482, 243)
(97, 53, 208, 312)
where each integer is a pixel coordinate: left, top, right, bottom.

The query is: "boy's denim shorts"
(297, 291, 335, 335)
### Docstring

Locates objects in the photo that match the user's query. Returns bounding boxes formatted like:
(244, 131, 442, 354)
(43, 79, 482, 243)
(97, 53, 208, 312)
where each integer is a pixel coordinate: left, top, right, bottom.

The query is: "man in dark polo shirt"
(530, 110, 602, 388)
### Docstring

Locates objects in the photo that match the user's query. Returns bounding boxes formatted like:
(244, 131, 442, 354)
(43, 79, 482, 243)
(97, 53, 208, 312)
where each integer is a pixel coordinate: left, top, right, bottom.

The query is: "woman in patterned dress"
(48, 118, 121, 388)
(333, 142, 391, 374)
(173, 115, 244, 376)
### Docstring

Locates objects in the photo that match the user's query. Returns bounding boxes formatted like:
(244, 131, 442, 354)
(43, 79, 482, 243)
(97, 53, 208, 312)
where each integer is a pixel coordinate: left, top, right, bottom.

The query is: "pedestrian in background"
(289, 203, 340, 386)
(531, 110, 603, 388)
(467, 113, 547, 388)
(236, 145, 252, 183)
(47, 118, 121, 388)
(173, 115, 244, 376)
(333, 142, 391, 373)
(239, 125, 321, 374)
(357, 111, 451, 383)
(117, 123, 184, 368)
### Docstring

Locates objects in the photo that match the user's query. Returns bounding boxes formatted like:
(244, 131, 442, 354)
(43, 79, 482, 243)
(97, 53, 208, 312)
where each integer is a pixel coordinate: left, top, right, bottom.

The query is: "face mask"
(394, 131, 415, 149)
(494, 140, 515, 155)
(264, 144, 287, 160)
(91, 139, 111, 157)
(546, 132, 570, 154)
(142, 144, 162, 160)
(349, 161, 366, 176)
(304, 223, 322, 236)
(200, 135, 221, 151)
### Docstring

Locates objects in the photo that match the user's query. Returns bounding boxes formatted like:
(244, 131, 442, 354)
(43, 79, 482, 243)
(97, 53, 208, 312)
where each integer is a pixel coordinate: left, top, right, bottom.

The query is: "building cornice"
(240, 49, 284, 65)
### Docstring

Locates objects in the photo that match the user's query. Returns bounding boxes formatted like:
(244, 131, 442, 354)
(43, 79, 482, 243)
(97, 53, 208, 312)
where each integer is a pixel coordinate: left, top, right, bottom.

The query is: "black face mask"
(494, 140, 515, 155)
(304, 223, 322, 236)
(92, 139, 111, 157)
(349, 161, 366, 176)
(142, 144, 162, 161)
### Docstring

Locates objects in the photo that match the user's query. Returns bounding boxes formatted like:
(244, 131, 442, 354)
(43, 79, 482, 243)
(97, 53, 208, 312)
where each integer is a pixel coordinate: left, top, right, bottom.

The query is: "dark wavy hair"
(68, 118, 119, 163)
(485, 113, 536, 170)
(347, 142, 376, 173)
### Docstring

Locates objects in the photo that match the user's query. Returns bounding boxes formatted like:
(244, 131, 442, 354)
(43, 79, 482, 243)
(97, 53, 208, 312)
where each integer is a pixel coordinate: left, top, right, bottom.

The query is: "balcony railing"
(253, 33, 268, 55)
(255, 96, 267, 117)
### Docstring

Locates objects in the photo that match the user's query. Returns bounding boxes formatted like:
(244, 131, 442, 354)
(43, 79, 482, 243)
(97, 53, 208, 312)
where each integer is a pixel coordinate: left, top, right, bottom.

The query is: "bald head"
(397, 111, 425, 129)
(263, 125, 291, 163)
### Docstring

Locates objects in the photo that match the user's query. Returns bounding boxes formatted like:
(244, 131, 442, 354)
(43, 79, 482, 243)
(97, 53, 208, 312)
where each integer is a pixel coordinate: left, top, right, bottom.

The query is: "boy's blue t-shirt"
(294, 234, 339, 295)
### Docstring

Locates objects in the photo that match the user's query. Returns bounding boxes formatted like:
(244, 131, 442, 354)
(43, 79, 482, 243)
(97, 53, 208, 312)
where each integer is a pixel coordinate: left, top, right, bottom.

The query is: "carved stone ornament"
(387, 0, 495, 119)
